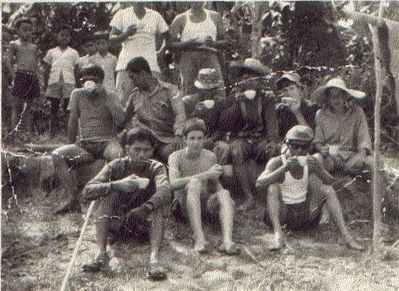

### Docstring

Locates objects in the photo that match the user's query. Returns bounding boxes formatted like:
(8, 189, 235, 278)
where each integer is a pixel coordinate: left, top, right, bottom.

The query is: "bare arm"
(67, 108, 79, 143)
(42, 62, 51, 90)
(256, 157, 286, 189)
(168, 152, 220, 191)
(208, 12, 230, 49)
(170, 89, 187, 137)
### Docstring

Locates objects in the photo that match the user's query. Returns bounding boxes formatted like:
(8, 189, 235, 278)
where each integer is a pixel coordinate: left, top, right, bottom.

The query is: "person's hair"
(183, 118, 207, 137)
(15, 17, 33, 29)
(126, 127, 158, 147)
(58, 25, 73, 35)
(80, 65, 105, 82)
(126, 57, 152, 75)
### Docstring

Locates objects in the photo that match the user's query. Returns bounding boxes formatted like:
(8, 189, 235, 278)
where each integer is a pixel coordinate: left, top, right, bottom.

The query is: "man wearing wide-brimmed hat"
(220, 58, 280, 211)
(310, 77, 373, 173)
(183, 68, 229, 164)
(275, 72, 319, 138)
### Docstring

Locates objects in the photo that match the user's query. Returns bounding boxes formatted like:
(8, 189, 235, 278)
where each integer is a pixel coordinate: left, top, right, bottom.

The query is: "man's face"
(126, 140, 154, 162)
(190, 2, 204, 10)
(96, 39, 108, 53)
(184, 130, 205, 155)
(280, 83, 301, 100)
(58, 29, 71, 46)
(18, 22, 33, 41)
(327, 88, 348, 111)
(128, 71, 148, 90)
(286, 141, 311, 156)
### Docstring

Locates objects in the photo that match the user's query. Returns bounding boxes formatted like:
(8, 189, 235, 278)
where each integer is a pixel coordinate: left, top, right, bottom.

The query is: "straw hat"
(310, 78, 366, 104)
(194, 68, 222, 90)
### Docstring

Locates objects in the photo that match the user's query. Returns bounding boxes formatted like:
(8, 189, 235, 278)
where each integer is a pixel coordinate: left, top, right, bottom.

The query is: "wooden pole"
(370, 0, 385, 255)
(60, 201, 96, 291)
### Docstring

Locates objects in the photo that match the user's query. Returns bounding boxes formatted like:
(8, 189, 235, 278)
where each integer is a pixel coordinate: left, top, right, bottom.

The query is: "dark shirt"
(276, 99, 319, 138)
(218, 91, 279, 141)
(83, 157, 171, 209)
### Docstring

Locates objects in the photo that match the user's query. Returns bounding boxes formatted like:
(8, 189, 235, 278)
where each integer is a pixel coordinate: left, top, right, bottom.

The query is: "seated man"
(52, 65, 133, 214)
(122, 57, 186, 163)
(256, 125, 364, 251)
(275, 72, 319, 138)
(311, 78, 374, 174)
(81, 127, 171, 280)
(221, 58, 280, 211)
(168, 118, 240, 255)
(183, 68, 230, 164)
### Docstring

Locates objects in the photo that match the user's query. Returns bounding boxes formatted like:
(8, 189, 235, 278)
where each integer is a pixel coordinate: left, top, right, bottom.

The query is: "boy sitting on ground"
(168, 118, 240, 255)
(256, 125, 364, 251)
(81, 127, 171, 280)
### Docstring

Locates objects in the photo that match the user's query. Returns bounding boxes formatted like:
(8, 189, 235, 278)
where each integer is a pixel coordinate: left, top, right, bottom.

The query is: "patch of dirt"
(2, 183, 399, 291)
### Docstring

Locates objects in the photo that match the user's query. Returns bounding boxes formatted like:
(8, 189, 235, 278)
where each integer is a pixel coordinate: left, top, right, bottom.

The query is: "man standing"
(110, 3, 169, 104)
(168, 2, 228, 96)
(168, 118, 239, 255)
(52, 65, 133, 214)
(123, 57, 186, 162)
(81, 127, 171, 280)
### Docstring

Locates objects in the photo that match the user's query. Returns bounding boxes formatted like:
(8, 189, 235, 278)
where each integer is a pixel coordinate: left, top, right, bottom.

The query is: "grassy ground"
(2, 171, 399, 291)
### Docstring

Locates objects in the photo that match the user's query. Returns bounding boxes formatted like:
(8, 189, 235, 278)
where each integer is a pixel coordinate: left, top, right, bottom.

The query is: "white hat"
(310, 78, 366, 104)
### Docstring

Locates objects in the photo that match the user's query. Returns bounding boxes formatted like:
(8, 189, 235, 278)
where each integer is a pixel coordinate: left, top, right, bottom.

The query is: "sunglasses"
(286, 142, 311, 150)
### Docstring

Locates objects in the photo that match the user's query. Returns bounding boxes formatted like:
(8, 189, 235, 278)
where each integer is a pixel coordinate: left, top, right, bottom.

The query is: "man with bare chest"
(168, 118, 240, 255)
(9, 17, 40, 136)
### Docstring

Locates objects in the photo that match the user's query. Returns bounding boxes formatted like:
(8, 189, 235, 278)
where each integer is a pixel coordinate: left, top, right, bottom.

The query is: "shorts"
(171, 187, 219, 222)
(12, 70, 40, 101)
(78, 140, 111, 160)
(45, 82, 75, 99)
(264, 176, 328, 230)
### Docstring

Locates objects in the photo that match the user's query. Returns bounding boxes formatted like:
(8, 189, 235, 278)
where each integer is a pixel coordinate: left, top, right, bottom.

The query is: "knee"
(186, 178, 202, 194)
(267, 184, 280, 199)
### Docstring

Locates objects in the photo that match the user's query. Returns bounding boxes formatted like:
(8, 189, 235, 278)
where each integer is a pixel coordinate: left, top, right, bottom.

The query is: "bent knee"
(186, 178, 202, 192)
(217, 189, 234, 206)
(103, 142, 124, 161)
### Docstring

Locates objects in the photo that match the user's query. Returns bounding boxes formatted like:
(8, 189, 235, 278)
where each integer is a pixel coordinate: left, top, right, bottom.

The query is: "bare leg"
(215, 190, 240, 254)
(149, 207, 165, 264)
(52, 153, 80, 214)
(321, 184, 364, 250)
(267, 183, 285, 250)
(235, 163, 255, 211)
(186, 178, 208, 253)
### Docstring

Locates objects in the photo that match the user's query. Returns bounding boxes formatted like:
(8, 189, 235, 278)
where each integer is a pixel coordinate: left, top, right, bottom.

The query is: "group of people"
(5, 2, 377, 281)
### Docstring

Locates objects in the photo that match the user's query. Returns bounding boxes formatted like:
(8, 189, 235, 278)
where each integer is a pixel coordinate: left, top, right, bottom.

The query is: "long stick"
(60, 201, 96, 291)
(371, 0, 385, 255)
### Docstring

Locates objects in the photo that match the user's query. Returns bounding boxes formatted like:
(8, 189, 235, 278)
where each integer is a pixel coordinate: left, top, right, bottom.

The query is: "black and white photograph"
(1, 1, 399, 290)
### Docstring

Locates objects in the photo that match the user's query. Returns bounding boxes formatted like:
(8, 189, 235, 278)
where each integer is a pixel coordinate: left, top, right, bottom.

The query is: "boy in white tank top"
(256, 125, 364, 251)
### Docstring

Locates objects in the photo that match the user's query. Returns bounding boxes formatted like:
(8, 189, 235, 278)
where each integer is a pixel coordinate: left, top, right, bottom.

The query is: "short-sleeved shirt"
(43, 46, 79, 85)
(127, 81, 185, 143)
(91, 52, 117, 91)
(314, 106, 372, 156)
(276, 99, 319, 138)
(68, 88, 124, 140)
(110, 7, 168, 72)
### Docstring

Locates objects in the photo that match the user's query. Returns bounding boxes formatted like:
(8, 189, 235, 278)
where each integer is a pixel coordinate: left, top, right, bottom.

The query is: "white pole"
(60, 201, 96, 291)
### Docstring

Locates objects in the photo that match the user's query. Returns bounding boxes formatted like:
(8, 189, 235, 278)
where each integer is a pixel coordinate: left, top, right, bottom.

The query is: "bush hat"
(310, 78, 366, 104)
(233, 58, 271, 76)
(275, 72, 302, 90)
(194, 68, 222, 90)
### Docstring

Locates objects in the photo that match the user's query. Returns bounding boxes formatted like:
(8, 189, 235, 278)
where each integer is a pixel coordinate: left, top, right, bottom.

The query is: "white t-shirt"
(43, 46, 79, 85)
(92, 52, 117, 91)
(110, 7, 168, 72)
